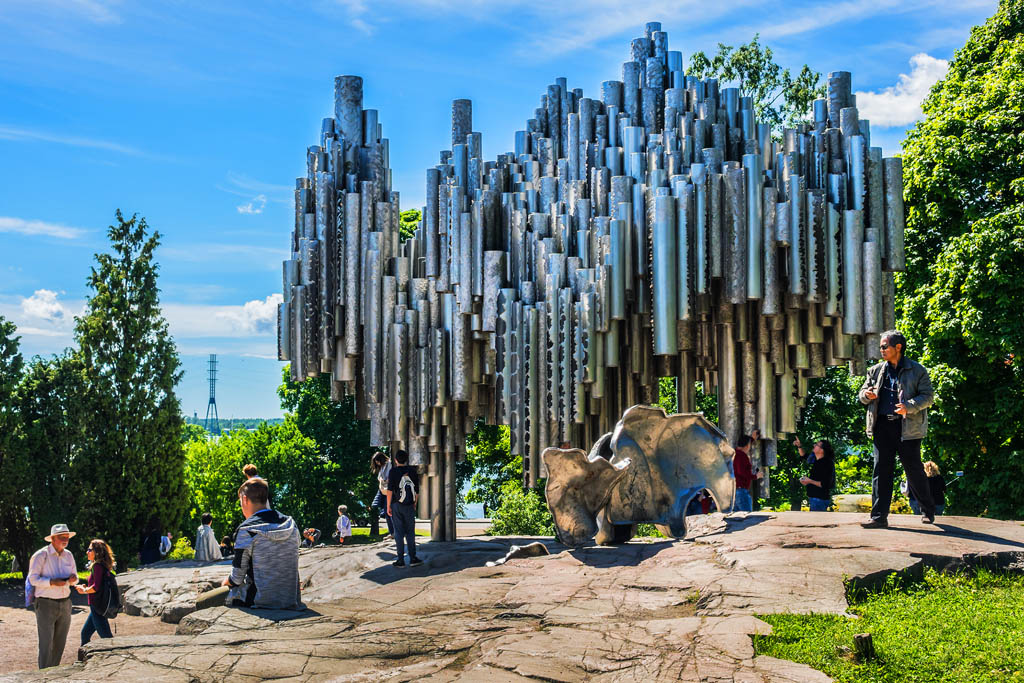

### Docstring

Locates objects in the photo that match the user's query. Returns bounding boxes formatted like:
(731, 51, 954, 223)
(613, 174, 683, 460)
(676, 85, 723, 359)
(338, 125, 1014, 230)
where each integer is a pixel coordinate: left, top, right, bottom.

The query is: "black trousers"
(871, 417, 934, 521)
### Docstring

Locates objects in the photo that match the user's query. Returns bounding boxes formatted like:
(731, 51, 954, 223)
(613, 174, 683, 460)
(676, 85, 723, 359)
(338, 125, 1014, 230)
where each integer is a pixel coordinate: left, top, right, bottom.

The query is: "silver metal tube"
(743, 154, 763, 299)
(883, 157, 906, 272)
(841, 209, 864, 335)
(652, 195, 678, 355)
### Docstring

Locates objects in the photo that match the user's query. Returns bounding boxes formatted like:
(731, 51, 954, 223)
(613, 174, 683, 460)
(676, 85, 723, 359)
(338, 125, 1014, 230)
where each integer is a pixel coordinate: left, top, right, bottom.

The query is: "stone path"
(6, 512, 1023, 682)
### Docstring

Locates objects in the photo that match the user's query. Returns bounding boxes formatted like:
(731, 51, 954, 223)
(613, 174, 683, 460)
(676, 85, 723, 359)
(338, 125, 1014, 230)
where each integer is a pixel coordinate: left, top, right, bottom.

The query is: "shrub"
(634, 523, 665, 538)
(167, 537, 195, 561)
(488, 481, 554, 536)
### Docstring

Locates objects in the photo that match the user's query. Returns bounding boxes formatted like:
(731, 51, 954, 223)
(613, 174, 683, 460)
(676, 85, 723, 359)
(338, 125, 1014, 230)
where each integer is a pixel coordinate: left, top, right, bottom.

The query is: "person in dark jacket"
(794, 437, 836, 511)
(387, 449, 423, 567)
(75, 539, 116, 646)
(909, 461, 946, 516)
(138, 516, 162, 565)
(858, 330, 937, 527)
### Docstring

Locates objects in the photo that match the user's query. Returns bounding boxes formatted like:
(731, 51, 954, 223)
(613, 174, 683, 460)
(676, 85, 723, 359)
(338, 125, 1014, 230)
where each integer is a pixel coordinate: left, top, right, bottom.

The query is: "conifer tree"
(74, 210, 186, 559)
(0, 316, 32, 573)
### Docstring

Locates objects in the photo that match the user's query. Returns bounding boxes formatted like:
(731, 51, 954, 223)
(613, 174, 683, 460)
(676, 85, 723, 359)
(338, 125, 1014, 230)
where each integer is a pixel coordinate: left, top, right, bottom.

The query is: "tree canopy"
(900, 0, 1024, 518)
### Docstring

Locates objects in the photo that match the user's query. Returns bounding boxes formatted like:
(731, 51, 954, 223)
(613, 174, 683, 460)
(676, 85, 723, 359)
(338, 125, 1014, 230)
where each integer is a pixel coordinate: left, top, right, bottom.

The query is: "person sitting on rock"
(196, 477, 302, 610)
(300, 527, 321, 548)
(220, 536, 233, 558)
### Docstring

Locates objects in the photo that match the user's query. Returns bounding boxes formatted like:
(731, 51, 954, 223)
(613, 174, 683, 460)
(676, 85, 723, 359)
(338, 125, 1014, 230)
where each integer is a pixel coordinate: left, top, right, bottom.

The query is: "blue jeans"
(372, 490, 394, 535)
(808, 497, 831, 512)
(734, 488, 753, 512)
(910, 500, 944, 516)
(81, 608, 112, 646)
(392, 503, 418, 562)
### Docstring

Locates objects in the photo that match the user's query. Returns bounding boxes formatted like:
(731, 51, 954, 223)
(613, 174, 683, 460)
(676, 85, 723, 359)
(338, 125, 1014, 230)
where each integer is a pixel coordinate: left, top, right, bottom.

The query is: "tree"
(900, 0, 1024, 518)
(399, 209, 420, 243)
(464, 423, 516, 514)
(277, 366, 376, 524)
(688, 35, 824, 131)
(182, 418, 322, 540)
(74, 210, 186, 559)
(0, 316, 31, 574)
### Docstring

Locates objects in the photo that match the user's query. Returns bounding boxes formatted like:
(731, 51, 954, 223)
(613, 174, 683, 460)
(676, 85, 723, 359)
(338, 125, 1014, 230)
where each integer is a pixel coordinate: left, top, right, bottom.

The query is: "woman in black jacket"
(794, 437, 836, 511)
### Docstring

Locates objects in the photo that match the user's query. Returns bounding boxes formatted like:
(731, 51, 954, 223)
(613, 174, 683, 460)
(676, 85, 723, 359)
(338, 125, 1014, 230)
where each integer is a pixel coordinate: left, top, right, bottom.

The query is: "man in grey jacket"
(197, 477, 302, 610)
(858, 330, 937, 528)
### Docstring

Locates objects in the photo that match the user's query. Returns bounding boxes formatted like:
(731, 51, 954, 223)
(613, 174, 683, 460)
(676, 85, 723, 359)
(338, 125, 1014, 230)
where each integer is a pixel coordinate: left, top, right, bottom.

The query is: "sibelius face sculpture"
(279, 22, 905, 542)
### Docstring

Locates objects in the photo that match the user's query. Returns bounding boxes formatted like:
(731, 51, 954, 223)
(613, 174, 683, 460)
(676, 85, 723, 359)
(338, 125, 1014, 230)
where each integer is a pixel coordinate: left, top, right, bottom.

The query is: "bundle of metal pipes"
(278, 21, 904, 540)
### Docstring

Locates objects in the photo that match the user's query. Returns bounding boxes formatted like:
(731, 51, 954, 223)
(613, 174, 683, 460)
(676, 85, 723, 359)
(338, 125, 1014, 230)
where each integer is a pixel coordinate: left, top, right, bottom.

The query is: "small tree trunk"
(853, 633, 875, 662)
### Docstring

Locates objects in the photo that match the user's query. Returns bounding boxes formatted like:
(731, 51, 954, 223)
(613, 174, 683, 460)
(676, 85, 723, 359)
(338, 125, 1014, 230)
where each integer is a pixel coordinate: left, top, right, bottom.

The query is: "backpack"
(101, 571, 122, 619)
(24, 575, 35, 609)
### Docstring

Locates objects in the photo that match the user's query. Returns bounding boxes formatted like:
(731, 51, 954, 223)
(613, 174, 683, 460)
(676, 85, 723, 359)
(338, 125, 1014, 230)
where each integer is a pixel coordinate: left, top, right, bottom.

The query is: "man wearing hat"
(27, 524, 79, 668)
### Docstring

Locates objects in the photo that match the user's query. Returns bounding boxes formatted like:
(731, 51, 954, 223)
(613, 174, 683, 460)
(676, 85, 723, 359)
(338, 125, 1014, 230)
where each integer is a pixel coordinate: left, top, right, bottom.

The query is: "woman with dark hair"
(370, 451, 394, 538)
(794, 437, 836, 511)
(138, 516, 162, 565)
(220, 536, 234, 558)
(74, 539, 116, 645)
(732, 434, 763, 512)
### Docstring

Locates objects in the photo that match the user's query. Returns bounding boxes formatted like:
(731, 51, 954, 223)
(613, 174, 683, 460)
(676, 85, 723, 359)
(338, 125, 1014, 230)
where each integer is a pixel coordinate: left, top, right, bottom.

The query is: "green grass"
(753, 568, 1024, 682)
(347, 527, 428, 545)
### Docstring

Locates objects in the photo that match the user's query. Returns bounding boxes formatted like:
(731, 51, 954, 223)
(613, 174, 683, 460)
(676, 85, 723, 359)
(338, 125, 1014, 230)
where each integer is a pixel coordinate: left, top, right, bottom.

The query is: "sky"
(0, 0, 997, 418)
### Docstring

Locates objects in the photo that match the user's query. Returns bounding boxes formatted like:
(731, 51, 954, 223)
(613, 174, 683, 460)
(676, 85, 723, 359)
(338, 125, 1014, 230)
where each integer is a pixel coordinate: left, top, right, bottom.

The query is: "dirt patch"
(0, 585, 176, 676)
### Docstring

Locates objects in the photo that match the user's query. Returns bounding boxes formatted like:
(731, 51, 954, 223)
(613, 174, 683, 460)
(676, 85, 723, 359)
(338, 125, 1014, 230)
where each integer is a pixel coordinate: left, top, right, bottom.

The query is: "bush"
(635, 523, 665, 538)
(488, 481, 554, 536)
(167, 537, 194, 561)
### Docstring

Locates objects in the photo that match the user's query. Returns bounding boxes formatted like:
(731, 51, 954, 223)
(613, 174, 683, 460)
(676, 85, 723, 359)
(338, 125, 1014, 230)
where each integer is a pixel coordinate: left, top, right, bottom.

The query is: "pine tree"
(74, 210, 186, 560)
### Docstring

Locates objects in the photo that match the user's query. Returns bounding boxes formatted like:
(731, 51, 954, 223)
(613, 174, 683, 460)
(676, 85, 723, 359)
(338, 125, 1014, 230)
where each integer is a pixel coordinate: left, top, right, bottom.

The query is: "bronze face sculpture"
(544, 405, 735, 546)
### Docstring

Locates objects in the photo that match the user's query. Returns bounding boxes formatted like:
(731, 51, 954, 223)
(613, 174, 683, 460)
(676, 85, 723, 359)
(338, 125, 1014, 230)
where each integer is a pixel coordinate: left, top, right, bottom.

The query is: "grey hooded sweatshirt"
(227, 508, 302, 609)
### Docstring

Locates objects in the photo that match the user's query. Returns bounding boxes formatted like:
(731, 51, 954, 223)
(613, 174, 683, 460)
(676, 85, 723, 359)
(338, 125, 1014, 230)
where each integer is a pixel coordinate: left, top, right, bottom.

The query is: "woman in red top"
(733, 433, 764, 512)
(74, 539, 116, 645)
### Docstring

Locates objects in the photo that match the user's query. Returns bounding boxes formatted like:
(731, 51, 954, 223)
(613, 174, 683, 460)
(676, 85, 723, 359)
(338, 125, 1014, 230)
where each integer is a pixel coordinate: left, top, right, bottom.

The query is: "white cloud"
(21, 290, 73, 322)
(0, 216, 86, 240)
(0, 124, 141, 156)
(237, 194, 268, 215)
(217, 294, 284, 335)
(855, 53, 949, 127)
(163, 294, 283, 338)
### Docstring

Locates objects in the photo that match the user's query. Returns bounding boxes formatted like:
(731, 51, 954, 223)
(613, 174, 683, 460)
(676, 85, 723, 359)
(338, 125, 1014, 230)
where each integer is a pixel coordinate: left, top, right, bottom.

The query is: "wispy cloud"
(35, 0, 123, 24)
(0, 124, 142, 156)
(855, 53, 949, 127)
(0, 216, 87, 240)
(162, 243, 287, 266)
(237, 194, 268, 214)
(329, 0, 375, 35)
(163, 294, 283, 338)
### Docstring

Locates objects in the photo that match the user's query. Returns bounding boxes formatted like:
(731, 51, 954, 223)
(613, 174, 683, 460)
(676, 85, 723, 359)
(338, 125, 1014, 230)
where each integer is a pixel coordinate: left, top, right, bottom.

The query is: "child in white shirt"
(336, 505, 352, 544)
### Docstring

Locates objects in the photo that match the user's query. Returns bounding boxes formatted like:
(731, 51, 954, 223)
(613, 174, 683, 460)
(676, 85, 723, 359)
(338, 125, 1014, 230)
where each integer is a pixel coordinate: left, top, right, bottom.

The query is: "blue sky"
(0, 0, 997, 418)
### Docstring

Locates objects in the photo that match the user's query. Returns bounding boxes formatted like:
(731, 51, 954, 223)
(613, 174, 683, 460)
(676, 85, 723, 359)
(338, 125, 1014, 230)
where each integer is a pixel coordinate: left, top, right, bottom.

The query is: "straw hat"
(44, 523, 76, 542)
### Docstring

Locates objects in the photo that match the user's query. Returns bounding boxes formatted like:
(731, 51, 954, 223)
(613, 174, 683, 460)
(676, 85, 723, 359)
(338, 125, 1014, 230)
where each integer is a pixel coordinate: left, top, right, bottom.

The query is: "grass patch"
(752, 568, 1024, 682)
(347, 527, 428, 545)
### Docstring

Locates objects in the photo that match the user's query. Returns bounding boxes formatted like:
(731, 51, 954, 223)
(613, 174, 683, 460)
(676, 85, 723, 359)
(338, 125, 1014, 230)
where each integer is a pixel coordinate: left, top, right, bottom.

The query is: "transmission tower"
(204, 354, 220, 435)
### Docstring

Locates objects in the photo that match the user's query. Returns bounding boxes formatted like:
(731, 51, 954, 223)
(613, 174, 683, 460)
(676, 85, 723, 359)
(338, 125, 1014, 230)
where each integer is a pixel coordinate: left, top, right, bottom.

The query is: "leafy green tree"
(16, 354, 88, 557)
(277, 366, 376, 523)
(464, 423, 516, 514)
(399, 209, 421, 243)
(487, 481, 554, 536)
(0, 317, 30, 574)
(688, 35, 824, 130)
(74, 210, 186, 560)
(900, 0, 1024, 518)
(182, 418, 324, 539)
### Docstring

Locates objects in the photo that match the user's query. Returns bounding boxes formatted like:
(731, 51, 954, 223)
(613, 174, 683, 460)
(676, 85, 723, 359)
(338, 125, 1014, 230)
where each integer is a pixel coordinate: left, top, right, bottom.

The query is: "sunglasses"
(879, 344, 890, 350)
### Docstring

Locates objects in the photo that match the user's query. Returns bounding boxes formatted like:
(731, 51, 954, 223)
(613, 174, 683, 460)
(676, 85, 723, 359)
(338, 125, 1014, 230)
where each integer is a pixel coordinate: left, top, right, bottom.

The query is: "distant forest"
(184, 416, 285, 431)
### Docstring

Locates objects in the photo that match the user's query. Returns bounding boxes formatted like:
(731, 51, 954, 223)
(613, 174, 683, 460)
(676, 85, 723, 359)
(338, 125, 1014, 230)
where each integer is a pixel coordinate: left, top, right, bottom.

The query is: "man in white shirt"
(27, 524, 79, 669)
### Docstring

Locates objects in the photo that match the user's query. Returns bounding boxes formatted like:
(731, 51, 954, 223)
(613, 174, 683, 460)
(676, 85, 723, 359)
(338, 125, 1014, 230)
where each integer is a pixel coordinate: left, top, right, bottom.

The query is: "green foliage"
(277, 366, 376, 523)
(399, 209, 421, 243)
(487, 480, 554, 536)
(634, 523, 665, 538)
(900, 0, 1024, 519)
(464, 423, 517, 514)
(0, 317, 31, 575)
(73, 210, 187, 562)
(767, 367, 871, 509)
(688, 35, 824, 131)
(753, 568, 1024, 682)
(184, 416, 284, 431)
(167, 536, 194, 561)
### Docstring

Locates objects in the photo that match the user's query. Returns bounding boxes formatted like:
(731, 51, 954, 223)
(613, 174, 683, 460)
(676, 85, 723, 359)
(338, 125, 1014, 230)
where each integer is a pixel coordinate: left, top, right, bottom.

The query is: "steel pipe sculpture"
(279, 21, 905, 541)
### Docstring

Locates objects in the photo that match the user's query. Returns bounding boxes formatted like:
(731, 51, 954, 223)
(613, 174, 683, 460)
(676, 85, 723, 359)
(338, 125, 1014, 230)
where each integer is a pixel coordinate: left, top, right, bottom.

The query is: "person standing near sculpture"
(731, 435, 762, 512)
(27, 524, 79, 668)
(387, 449, 423, 567)
(859, 330, 937, 528)
(371, 451, 394, 538)
(794, 437, 836, 511)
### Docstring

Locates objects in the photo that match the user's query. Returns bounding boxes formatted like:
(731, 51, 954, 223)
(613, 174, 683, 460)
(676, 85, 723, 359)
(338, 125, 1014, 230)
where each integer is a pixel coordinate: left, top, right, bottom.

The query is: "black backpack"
(101, 571, 122, 619)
